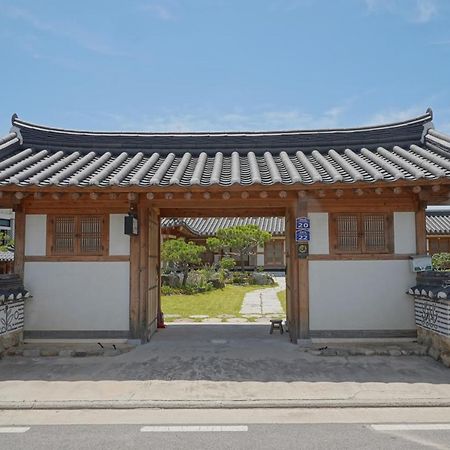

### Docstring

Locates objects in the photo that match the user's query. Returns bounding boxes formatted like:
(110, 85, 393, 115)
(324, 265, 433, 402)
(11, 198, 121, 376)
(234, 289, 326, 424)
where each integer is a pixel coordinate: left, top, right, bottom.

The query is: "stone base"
(417, 328, 450, 368)
(0, 329, 23, 356)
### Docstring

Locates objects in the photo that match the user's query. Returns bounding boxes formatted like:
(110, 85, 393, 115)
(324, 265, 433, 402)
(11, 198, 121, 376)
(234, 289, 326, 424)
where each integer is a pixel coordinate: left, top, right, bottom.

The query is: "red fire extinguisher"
(157, 310, 166, 328)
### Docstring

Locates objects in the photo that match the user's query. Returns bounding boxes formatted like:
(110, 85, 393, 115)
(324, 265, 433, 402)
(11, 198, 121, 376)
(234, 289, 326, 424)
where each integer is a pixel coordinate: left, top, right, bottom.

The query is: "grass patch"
(161, 284, 262, 320)
(277, 289, 286, 314)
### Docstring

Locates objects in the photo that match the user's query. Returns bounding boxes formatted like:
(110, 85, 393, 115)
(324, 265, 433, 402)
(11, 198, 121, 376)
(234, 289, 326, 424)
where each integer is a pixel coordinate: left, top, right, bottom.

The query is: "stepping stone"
(202, 318, 222, 323)
(190, 315, 209, 319)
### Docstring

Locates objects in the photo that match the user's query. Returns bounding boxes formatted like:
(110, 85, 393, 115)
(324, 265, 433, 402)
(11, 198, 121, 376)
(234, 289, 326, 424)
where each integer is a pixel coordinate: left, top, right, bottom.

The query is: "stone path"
(240, 275, 285, 316)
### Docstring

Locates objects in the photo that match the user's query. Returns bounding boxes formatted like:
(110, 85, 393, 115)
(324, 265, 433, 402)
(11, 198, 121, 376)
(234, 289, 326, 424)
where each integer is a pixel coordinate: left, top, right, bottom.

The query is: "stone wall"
(417, 328, 450, 367)
(0, 329, 22, 356)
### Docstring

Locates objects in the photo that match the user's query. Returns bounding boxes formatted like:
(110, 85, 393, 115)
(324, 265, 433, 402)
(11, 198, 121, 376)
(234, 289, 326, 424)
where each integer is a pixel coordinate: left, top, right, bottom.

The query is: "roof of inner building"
(161, 216, 286, 237)
(426, 210, 450, 235)
(1, 109, 450, 189)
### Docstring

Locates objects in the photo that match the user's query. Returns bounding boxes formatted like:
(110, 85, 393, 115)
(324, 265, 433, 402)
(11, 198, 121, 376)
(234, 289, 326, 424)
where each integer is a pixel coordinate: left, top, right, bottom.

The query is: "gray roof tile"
(1, 110, 450, 188)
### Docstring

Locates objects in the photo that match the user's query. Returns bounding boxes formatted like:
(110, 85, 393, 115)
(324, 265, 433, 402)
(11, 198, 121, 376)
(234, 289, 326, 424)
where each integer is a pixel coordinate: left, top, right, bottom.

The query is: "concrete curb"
(2, 399, 450, 410)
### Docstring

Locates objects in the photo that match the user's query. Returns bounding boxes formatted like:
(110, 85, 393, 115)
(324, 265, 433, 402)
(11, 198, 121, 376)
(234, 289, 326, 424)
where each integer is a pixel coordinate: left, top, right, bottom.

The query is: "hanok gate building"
(1, 110, 449, 343)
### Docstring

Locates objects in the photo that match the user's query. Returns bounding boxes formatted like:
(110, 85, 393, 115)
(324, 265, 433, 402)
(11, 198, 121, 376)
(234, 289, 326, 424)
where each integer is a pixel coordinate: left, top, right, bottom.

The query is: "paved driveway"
(0, 325, 448, 383)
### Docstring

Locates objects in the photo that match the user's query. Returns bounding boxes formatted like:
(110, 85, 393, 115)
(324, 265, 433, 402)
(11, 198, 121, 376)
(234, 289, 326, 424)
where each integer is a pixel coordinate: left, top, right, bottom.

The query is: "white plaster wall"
(25, 215, 46, 256)
(23, 262, 129, 331)
(109, 214, 130, 255)
(394, 212, 416, 254)
(308, 213, 329, 254)
(309, 260, 415, 330)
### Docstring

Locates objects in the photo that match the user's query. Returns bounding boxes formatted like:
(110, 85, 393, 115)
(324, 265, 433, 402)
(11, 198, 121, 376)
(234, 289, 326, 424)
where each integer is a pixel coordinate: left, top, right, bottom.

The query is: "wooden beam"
(13, 206, 25, 278)
(415, 204, 427, 254)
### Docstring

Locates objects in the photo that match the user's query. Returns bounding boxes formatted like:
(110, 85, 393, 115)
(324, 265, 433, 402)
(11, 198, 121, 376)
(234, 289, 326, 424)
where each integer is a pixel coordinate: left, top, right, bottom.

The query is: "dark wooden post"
(415, 201, 427, 255)
(296, 199, 310, 342)
(13, 205, 25, 278)
(138, 200, 149, 340)
(286, 205, 299, 343)
(129, 198, 141, 339)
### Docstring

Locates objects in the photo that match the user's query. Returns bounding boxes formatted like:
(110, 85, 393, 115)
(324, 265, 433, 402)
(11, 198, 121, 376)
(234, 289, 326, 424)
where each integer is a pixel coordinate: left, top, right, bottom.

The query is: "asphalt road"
(1, 408, 450, 450)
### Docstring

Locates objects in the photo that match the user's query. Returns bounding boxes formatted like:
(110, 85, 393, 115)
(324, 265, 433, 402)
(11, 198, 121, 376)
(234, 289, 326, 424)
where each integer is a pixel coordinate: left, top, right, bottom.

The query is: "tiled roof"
(426, 211, 450, 235)
(0, 250, 14, 262)
(161, 217, 285, 236)
(1, 110, 450, 188)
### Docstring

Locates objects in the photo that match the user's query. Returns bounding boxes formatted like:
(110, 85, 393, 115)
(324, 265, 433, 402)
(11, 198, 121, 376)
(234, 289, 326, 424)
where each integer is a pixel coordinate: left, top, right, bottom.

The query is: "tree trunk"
(240, 252, 245, 272)
(182, 269, 189, 286)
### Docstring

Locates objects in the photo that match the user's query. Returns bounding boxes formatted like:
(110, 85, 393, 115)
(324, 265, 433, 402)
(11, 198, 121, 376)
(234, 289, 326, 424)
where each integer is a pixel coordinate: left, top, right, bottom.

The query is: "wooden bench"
(269, 319, 283, 335)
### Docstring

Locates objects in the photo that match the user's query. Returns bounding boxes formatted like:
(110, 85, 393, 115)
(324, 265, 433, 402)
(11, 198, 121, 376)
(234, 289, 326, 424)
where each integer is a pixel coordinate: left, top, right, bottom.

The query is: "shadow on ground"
(0, 325, 448, 383)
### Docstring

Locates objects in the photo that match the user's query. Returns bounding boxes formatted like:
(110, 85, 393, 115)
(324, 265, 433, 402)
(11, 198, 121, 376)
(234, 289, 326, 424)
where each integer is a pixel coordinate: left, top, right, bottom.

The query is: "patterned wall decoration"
(0, 300, 24, 336)
(414, 297, 450, 337)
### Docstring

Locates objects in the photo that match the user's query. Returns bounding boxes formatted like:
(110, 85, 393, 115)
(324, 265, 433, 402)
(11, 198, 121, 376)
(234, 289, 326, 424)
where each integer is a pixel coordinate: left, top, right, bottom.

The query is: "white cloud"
(94, 104, 351, 132)
(140, 1, 177, 20)
(0, 3, 124, 56)
(363, 0, 438, 23)
(369, 106, 425, 124)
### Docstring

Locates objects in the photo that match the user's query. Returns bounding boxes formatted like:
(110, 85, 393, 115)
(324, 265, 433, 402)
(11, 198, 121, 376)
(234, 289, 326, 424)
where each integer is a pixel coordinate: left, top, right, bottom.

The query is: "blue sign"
(296, 217, 310, 230)
(296, 229, 310, 242)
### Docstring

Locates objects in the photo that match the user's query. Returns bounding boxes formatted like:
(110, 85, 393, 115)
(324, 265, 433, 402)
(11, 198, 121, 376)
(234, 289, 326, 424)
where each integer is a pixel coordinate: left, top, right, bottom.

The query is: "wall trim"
(25, 256, 130, 262)
(24, 330, 130, 339)
(310, 329, 417, 338)
(308, 254, 411, 261)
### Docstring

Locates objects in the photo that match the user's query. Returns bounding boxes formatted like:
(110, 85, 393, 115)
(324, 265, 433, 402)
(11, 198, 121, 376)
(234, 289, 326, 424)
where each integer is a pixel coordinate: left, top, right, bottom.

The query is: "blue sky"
(0, 0, 449, 135)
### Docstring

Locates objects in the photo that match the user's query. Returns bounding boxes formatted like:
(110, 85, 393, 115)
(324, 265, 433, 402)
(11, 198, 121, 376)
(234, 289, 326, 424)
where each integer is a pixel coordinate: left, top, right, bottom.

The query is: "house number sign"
(295, 217, 310, 242)
(296, 217, 310, 258)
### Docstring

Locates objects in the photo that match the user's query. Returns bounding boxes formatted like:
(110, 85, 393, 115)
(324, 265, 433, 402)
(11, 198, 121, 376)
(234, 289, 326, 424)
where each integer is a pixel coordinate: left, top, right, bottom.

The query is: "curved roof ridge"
(10, 110, 433, 137)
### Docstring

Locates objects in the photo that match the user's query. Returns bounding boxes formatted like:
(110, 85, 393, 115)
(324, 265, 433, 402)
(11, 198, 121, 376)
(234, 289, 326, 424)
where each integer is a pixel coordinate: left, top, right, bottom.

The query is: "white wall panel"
(308, 213, 329, 254)
(109, 214, 130, 255)
(23, 262, 129, 331)
(394, 212, 416, 254)
(310, 260, 415, 330)
(25, 215, 46, 256)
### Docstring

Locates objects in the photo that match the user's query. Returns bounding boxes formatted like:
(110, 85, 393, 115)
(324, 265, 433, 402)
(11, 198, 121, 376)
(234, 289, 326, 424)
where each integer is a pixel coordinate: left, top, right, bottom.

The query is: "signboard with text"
(295, 217, 310, 242)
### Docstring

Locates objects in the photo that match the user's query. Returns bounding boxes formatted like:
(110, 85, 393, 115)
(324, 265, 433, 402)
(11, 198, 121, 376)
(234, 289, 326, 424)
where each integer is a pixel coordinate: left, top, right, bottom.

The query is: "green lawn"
(161, 284, 261, 320)
(277, 289, 286, 313)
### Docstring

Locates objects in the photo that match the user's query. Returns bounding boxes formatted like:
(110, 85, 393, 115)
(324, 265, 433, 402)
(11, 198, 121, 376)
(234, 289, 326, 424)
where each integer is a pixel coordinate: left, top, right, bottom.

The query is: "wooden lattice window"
(48, 215, 108, 257)
(331, 213, 393, 254)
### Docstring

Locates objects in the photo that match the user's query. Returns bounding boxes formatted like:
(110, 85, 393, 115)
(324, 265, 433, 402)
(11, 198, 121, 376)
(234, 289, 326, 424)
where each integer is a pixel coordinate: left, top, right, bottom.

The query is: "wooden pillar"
(129, 201, 141, 339)
(285, 206, 299, 343)
(415, 202, 427, 255)
(296, 199, 310, 341)
(138, 200, 149, 340)
(13, 206, 25, 278)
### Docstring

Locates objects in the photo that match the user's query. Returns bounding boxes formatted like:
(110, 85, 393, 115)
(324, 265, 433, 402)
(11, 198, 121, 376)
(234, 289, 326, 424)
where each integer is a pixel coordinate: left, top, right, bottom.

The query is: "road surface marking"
(0, 427, 30, 433)
(140, 425, 248, 432)
(371, 424, 450, 431)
